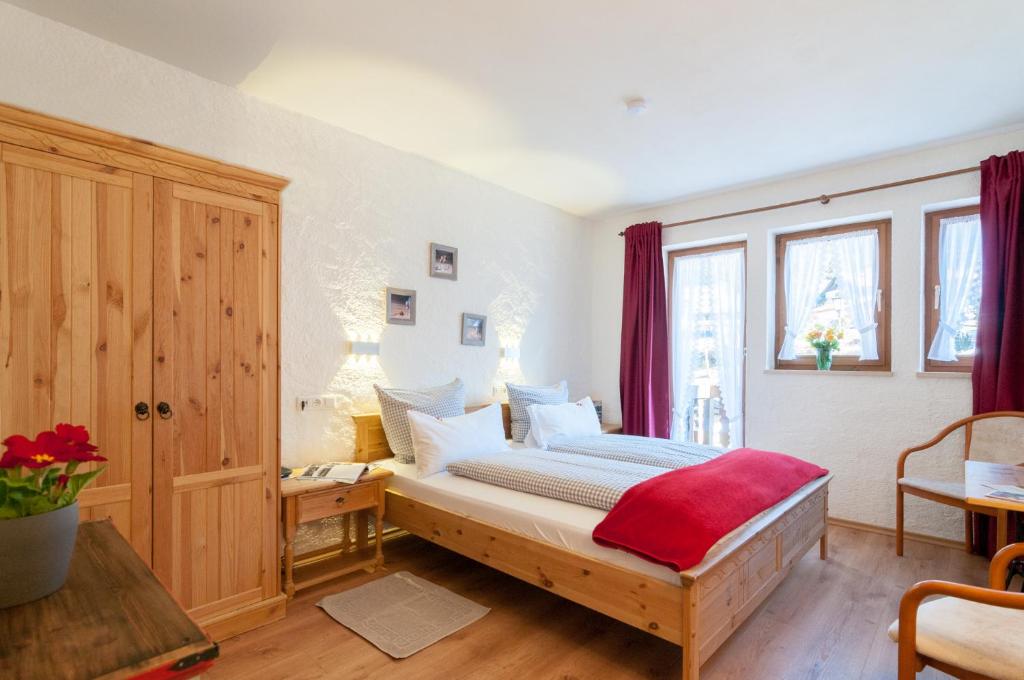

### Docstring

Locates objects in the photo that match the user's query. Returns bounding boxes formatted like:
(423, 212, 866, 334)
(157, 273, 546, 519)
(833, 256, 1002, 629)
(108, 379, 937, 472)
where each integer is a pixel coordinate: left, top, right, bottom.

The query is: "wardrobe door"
(0, 144, 153, 560)
(152, 179, 279, 623)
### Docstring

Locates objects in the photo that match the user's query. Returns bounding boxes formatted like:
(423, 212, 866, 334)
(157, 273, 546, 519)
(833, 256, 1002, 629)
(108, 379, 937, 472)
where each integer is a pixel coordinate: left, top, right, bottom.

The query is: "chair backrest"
(959, 412, 1024, 463)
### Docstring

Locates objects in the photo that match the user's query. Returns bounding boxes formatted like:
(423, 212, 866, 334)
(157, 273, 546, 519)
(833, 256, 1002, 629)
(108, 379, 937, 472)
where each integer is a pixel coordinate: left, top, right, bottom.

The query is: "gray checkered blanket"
(446, 449, 670, 511)
(548, 434, 723, 469)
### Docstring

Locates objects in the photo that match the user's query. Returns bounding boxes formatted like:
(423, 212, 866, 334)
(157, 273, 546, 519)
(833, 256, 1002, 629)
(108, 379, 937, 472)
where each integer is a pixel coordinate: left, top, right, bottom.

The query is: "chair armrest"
(990, 543, 1024, 589)
(902, 579, 1024, 614)
(896, 441, 946, 479)
(898, 579, 1024, 679)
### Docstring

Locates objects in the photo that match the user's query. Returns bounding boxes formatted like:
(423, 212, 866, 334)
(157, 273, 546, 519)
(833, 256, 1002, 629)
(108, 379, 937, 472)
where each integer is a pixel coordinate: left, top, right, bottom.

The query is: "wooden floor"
(208, 526, 987, 680)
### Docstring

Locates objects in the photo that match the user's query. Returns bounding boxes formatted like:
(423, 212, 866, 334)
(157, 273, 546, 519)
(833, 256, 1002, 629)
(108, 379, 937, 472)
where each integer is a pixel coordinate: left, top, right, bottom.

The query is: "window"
(923, 206, 982, 372)
(668, 242, 746, 448)
(774, 220, 891, 371)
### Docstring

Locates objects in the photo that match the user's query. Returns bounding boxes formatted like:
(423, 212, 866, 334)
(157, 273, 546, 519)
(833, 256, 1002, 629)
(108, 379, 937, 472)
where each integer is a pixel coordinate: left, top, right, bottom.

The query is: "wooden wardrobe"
(0, 103, 287, 638)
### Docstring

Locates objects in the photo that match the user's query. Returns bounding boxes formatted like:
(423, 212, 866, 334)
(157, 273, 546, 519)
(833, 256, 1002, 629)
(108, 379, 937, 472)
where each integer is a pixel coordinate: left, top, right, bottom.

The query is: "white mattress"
(381, 454, 682, 583)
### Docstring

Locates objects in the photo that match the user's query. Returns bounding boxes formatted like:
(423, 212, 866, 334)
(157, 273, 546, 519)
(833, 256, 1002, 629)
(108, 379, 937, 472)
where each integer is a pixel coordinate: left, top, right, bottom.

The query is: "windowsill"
(763, 369, 894, 377)
(916, 371, 971, 379)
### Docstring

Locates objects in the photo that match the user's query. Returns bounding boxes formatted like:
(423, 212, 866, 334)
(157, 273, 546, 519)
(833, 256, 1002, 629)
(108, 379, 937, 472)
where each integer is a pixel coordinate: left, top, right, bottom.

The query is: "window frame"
(773, 219, 892, 372)
(667, 240, 748, 447)
(922, 205, 981, 373)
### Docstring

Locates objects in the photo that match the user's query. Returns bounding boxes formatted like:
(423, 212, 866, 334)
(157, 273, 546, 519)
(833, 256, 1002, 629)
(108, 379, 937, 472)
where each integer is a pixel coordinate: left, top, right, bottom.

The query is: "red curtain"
(619, 222, 670, 438)
(971, 150, 1024, 555)
(973, 151, 1024, 413)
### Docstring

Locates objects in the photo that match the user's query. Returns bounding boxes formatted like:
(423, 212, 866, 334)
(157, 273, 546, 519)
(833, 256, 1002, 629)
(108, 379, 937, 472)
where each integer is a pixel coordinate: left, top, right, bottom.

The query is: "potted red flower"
(0, 424, 106, 608)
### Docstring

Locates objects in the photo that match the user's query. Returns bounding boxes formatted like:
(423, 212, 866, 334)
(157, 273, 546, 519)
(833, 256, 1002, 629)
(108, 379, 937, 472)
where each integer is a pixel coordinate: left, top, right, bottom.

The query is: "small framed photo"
(461, 313, 486, 346)
(429, 243, 458, 280)
(386, 287, 416, 325)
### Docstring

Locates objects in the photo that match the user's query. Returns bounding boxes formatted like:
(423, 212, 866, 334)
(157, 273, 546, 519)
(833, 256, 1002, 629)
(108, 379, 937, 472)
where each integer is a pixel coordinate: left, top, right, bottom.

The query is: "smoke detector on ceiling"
(624, 97, 648, 116)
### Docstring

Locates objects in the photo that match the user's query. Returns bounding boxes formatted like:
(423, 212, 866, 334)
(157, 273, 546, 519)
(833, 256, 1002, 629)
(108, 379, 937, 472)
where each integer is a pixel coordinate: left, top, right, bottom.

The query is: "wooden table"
(965, 460, 1024, 550)
(281, 467, 393, 598)
(0, 520, 217, 680)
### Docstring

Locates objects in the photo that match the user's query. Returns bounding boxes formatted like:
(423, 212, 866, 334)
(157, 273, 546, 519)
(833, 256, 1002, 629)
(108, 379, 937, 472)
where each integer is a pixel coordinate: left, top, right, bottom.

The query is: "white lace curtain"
(835, 231, 880, 361)
(670, 248, 745, 446)
(708, 250, 745, 446)
(927, 214, 982, 362)
(778, 238, 828, 360)
(777, 229, 880, 361)
(670, 255, 702, 440)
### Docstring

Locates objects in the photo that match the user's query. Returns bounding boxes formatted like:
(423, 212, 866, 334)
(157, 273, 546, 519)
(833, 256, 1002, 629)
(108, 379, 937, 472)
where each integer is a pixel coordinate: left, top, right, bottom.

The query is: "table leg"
(356, 509, 369, 551)
(964, 510, 974, 553)
(375, 492, 386, 568)
(997, 511, 1009, 551)
(283, 496, 296, 599)
(342, 512, 352, 553)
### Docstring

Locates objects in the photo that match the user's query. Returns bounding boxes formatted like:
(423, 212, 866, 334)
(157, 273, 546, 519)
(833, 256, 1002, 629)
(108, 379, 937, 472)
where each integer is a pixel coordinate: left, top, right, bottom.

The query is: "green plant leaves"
(0, 465, 105, 518)
(62, 469, 104, 504)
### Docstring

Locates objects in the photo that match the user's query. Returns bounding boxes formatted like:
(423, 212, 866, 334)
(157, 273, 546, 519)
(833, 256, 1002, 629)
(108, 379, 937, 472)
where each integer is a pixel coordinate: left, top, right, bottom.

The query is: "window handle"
(877, 289, 883, 313)
(933, 284, 941, 310)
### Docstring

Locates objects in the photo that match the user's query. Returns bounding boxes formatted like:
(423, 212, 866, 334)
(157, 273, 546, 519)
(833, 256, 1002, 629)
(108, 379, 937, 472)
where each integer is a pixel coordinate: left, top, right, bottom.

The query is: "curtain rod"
(616, 165, 980, 236)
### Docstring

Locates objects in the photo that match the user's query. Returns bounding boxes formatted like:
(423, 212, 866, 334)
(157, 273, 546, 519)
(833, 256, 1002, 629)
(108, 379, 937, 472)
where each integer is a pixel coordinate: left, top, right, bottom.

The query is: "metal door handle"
(157, 402, 173, 419)
(134, 402, 150, 420)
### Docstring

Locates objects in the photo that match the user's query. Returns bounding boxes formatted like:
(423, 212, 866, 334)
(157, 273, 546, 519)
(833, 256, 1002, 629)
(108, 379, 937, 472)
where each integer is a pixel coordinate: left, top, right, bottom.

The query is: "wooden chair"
(890, 542, 1024, 679)
(896, 411, 1024, 556)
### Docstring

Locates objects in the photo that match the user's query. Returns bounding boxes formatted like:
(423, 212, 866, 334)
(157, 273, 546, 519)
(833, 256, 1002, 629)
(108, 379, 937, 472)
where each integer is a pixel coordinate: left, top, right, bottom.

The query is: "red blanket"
(592, 448, 828, 571)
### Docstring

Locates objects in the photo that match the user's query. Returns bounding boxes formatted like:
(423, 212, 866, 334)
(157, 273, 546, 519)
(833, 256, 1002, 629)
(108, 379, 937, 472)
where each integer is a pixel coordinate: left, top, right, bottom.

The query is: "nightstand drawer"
(297, 484, 377, 523)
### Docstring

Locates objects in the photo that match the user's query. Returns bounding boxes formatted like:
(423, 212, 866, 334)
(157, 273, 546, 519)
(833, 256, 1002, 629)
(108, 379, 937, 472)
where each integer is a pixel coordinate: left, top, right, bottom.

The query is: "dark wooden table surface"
(0, 520, 217, 680)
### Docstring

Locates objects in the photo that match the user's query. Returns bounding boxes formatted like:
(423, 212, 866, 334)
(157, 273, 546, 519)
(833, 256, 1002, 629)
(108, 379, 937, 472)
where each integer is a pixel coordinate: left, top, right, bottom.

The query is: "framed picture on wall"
(386, 287, 416, 325)
(430, 243, 458, 280)
(461, 313, 486, 346)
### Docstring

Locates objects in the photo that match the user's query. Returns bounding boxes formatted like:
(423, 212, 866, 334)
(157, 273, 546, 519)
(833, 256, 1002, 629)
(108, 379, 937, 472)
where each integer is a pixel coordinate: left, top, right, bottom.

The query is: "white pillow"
(525, 397, 601, 450)
(408, 404, 510, 478)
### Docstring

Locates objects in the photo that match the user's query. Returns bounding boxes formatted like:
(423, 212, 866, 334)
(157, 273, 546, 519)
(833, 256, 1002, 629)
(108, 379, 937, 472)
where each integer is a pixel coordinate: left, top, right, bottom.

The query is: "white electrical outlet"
(297, 395, 338, 412)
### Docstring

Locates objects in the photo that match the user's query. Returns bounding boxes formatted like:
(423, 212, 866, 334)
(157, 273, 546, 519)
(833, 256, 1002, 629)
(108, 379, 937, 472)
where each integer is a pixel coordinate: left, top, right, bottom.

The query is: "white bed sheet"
(381, 456, 681, 583)
(381, 448, 829, 585)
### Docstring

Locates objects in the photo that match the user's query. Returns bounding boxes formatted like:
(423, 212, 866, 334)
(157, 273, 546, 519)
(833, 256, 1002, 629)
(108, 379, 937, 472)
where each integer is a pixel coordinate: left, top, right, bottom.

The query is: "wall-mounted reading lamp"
(348, 340, 381, 357)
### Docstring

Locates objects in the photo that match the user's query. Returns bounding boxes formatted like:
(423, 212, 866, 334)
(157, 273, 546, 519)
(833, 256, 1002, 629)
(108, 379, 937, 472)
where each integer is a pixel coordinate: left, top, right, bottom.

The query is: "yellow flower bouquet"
(805, 325, 844, 370)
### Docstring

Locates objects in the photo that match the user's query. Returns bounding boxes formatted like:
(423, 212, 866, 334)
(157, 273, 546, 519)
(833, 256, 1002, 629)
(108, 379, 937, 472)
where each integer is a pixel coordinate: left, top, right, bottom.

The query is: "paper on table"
(984, 484, 1024, 502)
(296, 462, 367, 484)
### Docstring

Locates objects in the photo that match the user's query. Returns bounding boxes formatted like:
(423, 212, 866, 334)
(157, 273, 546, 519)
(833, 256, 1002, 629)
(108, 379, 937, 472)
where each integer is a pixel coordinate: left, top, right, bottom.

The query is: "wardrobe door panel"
(152, 179, 278, 619)
(0, 144, 152, 560)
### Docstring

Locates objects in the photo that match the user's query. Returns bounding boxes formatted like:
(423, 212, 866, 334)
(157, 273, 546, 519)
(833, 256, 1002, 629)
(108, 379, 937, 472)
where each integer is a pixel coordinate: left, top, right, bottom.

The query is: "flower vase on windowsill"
(806, 325, 843, 372)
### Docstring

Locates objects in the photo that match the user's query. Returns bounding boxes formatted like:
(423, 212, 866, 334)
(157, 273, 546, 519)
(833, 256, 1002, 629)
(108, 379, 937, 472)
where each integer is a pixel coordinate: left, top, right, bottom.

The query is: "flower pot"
(815, 348, 833, 371)
(0, 501, 78, 608)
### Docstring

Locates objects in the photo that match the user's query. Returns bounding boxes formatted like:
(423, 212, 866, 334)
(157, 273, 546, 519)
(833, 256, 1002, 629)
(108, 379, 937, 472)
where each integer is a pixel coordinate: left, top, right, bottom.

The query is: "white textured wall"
(591, 128, 1024, 541)
(0, 3, 592, 466)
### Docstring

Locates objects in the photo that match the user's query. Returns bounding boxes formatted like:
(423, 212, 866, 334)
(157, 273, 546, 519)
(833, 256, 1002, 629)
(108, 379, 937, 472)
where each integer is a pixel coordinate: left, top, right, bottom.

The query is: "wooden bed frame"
(352, 406, 830, 680)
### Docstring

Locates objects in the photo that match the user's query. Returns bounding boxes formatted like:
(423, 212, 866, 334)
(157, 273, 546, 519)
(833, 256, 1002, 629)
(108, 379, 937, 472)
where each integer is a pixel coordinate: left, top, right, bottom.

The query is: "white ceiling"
(11, 0, 1024, 216)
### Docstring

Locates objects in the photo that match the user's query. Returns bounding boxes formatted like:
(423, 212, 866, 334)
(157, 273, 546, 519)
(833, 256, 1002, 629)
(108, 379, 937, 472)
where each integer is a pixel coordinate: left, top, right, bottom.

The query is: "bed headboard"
(351, 402, 513, 463)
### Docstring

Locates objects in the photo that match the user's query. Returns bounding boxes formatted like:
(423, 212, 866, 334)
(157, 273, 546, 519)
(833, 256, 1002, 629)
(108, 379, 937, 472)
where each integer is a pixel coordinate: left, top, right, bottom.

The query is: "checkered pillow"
(505, 381, 568, 442)
(374, 379, 466, 463)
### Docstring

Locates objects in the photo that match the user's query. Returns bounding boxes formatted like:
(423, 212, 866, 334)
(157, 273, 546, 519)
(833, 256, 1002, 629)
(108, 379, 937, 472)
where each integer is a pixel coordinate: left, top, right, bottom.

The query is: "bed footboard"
(385, 478, 830, 680)
(385, 489, 686, 642)
(681, 481, 829, 677)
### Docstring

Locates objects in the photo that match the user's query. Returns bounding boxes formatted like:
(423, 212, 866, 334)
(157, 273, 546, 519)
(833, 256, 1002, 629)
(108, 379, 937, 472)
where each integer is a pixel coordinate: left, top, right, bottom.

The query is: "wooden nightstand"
(281, 468, 393, 598)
